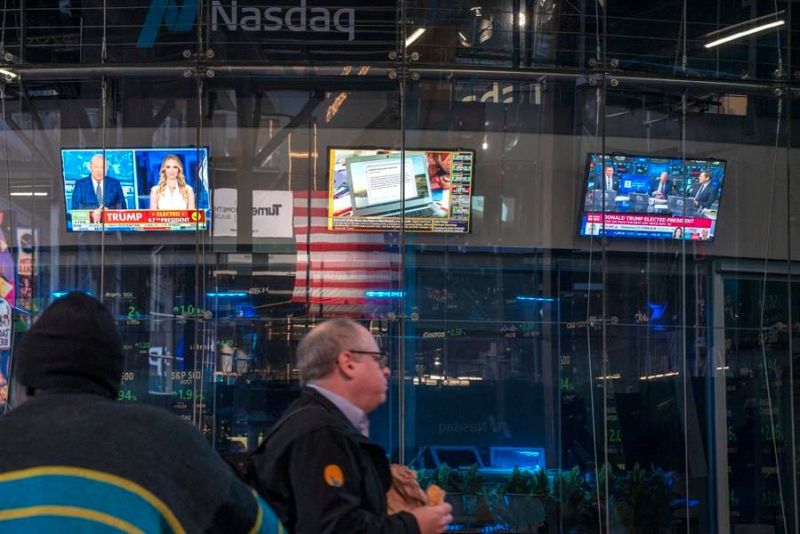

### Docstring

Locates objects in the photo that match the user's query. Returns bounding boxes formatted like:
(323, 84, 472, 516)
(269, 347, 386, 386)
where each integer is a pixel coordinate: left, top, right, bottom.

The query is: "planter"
(445, 493, 497, 528)
(494, 494, 546, 531)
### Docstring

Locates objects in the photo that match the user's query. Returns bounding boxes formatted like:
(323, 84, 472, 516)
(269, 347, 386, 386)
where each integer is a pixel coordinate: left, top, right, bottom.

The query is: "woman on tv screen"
(149, 155, 196, 210)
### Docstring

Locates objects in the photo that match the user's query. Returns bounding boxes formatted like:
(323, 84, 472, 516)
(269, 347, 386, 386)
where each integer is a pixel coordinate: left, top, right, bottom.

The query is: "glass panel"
(402, 74, 584, 531)
(203, 72, 402, 456)
(0, 72, 213, 426)
(606, 0, 789, 81)
(205, 1, 397, 63)
(9, 2, 199, 63)
(2, 5, 799, 532)
(406, 0, 576, 69)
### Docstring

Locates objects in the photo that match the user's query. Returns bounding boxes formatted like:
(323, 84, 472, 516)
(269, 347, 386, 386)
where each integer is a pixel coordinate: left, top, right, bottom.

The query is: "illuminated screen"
(327, 147, 474, 233)
(61, 147, 210, 232)
(578, 153, 726, 241)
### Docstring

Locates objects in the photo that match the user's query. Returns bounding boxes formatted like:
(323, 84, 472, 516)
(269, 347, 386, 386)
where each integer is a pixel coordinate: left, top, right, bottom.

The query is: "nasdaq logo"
(138, 0, 355, 48)
(138, 0, 197, 48)
(212, 0, 355, 41)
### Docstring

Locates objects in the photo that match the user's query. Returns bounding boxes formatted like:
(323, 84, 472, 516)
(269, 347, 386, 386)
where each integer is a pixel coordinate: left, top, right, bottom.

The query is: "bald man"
(249, 319, 453, 534)
(71, 154, 127, 211)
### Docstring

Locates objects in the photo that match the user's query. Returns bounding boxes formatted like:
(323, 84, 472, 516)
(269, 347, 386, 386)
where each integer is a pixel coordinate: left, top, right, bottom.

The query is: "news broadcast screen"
(327, 147, 474, 233)
(578, 153, 726, 241)
(61, 147, 210, 232)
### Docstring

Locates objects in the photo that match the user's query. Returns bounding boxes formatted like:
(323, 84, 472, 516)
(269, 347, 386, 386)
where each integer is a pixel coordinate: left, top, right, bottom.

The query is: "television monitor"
(578, 153, 726, 241)
(61, 147, 210, 232)
(327, 147, 474, 233)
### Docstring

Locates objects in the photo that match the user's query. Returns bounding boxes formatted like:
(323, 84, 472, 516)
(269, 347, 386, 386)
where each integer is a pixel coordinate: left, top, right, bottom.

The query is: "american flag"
(291, 191, 401, 317)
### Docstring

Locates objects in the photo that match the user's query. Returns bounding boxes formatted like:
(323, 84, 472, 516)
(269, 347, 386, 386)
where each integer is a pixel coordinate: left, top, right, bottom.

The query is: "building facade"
(0, 0, 798, 531)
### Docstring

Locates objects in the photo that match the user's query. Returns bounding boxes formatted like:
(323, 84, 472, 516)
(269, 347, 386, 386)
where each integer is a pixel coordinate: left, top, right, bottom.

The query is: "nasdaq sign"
(138, 0, 355, 48)
(138, 0, 197, 48)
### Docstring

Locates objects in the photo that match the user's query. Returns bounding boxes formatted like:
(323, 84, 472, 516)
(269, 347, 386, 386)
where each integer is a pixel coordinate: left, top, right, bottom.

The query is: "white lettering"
(211, 0, 236, 31)
(263, 7, 282, 30)
(107, 211, 144, 223)
(480, 83, 500, 103)
(240, 6, 261, 31)
(285, 0, 307, 32)
(422, 331, 446, 338)
(308, 7, 330, 32)
(209, 0, 355, 41)
(333, 8, 355, 41)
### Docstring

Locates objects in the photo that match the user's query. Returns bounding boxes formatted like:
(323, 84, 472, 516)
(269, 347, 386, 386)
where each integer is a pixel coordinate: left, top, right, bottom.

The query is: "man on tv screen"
(70, 154, 127, 211)
(600, 166, 619, 191)
(690, 170, 717, 213)
(650, 172, 673, 199)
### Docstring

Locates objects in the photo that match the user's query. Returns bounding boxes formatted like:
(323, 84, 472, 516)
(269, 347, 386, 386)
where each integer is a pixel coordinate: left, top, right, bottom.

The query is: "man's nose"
(382, 365, 391, 378)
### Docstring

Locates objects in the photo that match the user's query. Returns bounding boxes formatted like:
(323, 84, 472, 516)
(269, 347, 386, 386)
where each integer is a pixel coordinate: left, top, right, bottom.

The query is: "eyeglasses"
(348, 349, 390, 368)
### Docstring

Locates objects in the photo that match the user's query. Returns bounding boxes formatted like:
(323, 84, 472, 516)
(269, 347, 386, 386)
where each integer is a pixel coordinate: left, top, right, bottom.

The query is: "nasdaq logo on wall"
(138, 0, 198, 48)
(138, 0, 370, 48)
(212, 0, 355, 40)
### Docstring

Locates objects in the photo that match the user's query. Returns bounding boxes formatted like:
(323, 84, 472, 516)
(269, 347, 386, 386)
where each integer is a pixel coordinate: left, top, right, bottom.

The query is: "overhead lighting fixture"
(460, 7, 494, 47)
(10, 191, 48, 197)
(405, 27, 426, 47)
(0, 68, 17, 80)
(206, 291, 248, 298)
(705, 14, 784, 48)
(365, 290, 404, 299)
(516, 295, 556, 303)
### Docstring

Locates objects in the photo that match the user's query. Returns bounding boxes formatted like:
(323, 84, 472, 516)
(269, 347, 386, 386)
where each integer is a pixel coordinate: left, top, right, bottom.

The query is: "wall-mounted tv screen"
(327, 147, 474, 233)
(578, 153, 726, 241)
(61, 147, 210, 232)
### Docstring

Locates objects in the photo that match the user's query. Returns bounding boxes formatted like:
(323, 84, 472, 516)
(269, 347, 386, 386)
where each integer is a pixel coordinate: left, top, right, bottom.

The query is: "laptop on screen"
(345, 153, 439, 217)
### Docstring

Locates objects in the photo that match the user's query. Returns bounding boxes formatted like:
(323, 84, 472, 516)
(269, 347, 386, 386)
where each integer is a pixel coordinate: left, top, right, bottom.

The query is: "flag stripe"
(296, 264, 400, 272)
(291, 191, 400, 316)
(296, 243, 395, 253)
(295, 280, 397, 289)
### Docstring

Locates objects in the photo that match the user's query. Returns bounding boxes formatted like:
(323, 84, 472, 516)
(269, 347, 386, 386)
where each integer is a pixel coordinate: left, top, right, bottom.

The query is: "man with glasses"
(248, 318, 452, 534)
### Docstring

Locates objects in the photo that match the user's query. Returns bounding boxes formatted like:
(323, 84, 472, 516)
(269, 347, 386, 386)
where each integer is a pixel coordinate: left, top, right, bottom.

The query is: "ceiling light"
(10, 191, 48, 197)
(405, 28, 426, 47)
(705, 19, 784, 48)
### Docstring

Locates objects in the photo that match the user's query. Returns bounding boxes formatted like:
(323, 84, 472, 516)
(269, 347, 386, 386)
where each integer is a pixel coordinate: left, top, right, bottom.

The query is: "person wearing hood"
(0, 291, 282, 533)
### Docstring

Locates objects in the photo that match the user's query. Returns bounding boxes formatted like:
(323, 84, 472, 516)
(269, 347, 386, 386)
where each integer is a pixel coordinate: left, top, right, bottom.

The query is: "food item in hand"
(426, 484, 445, 506)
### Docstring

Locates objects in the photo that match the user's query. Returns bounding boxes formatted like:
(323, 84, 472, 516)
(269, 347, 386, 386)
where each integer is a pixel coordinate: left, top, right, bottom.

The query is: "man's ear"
(336, 350, 358, 379)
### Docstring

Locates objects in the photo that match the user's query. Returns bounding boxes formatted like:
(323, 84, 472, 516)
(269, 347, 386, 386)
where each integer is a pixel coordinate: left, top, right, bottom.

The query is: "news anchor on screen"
(690, 170, 717, 213)
(650, 172, 673, 199)
(71, 154, 127, 210)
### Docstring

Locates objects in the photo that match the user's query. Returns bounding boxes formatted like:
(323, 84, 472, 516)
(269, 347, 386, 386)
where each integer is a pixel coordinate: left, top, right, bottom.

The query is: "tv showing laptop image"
(61, 147, 210, 232)
(578, 153, 726, 241)
(327, 147, 474, 233)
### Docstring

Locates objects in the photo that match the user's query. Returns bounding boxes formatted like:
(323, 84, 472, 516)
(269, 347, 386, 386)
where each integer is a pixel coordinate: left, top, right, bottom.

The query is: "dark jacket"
(690, 182, 718, 209)
(0, 393, 281, 533)
(248, 387, 419, 534)
(71, 176, 127, 209)
(650, 177, 673, 197)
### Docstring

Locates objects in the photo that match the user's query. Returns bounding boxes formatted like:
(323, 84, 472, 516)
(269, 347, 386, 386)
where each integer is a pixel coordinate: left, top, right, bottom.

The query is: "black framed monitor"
(578, 153, 726, 241)
(327, 147, 474, 233)
(61, 147, 210, 232)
